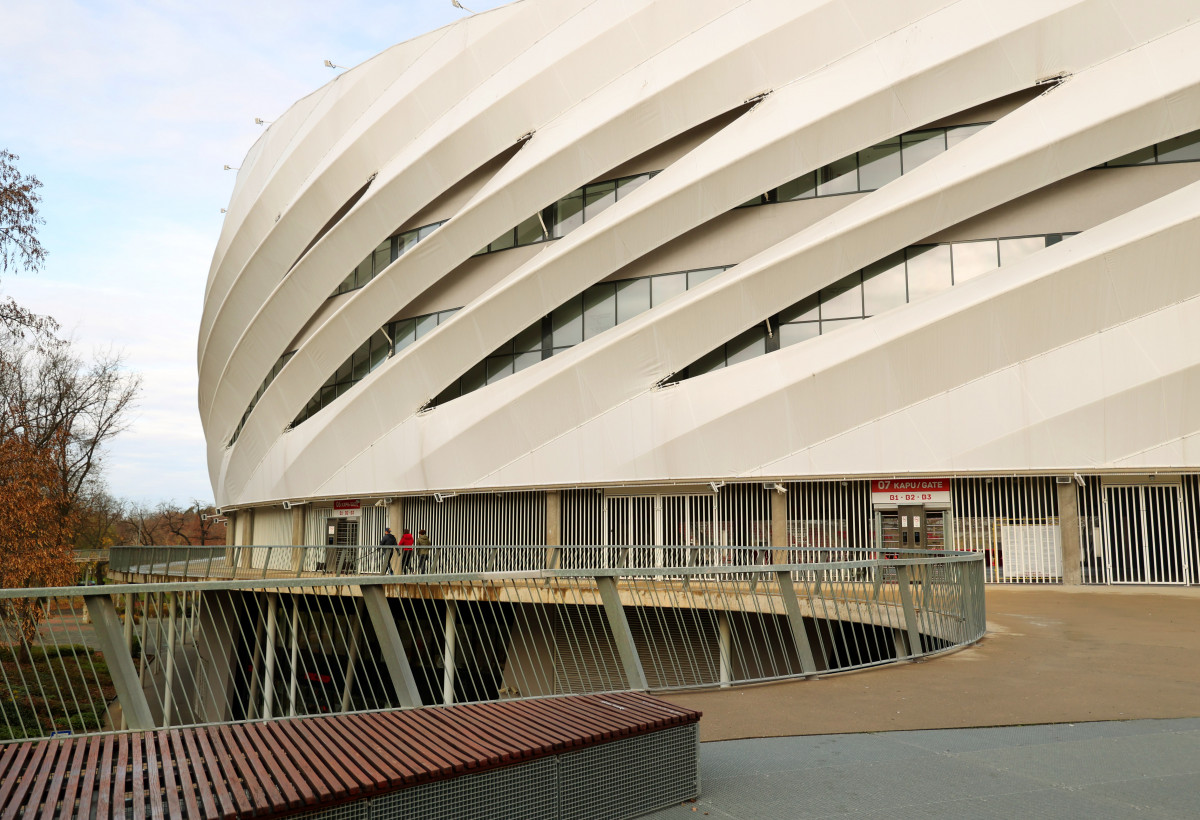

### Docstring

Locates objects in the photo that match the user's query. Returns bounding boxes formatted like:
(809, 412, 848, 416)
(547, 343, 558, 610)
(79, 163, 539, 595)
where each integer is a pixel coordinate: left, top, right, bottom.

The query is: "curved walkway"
(657, 586, 1200, 740)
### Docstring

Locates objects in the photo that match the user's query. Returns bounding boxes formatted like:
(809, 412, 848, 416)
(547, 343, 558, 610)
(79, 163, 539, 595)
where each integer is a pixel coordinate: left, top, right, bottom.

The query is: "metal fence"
(1, 549, 983, 742)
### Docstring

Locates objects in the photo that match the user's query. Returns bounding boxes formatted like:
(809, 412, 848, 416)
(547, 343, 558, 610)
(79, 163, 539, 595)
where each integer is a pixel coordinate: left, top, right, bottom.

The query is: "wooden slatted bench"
(0, 692, 700, 819)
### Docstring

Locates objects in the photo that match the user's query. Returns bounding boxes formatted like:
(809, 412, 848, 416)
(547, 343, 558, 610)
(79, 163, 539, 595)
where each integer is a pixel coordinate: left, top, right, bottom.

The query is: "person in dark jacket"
(380, 527, 398, 574)
(415, 529, 432, 574)
(399, 528, 415, 574)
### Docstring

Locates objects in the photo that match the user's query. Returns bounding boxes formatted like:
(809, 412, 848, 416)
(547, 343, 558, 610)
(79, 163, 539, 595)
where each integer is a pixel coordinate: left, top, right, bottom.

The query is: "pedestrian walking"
(399, 528, 415, 574)
(416, 529, 432, 574)
(380, 527, 398, 575)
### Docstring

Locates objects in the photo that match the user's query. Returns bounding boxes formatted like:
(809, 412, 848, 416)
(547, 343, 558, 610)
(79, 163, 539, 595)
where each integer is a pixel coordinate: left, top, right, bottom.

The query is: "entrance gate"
(1101, 482, 1190, 584)
(603, 493, 715, 567)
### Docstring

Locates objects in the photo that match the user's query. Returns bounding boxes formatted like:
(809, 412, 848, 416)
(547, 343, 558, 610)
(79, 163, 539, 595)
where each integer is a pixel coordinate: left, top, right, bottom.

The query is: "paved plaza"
(648, 718, 1200, 819)
(648, 586, 1200, 818)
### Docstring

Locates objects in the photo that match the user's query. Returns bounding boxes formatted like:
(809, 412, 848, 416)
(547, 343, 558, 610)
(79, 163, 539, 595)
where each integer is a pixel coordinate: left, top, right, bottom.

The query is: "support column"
(442, 600, 457, 705)
(162, 592, 178, 727)
(893, 565, 924, 659)
(224, 510, 236, 566)
(339, 612, 362, 713)
(239, 508, 256, 570)
(717, 612, 731, 688)
(291, 505, 306, 573)
(596, 576, 648, 690)
(771, 488, 788, 564)
(261, 593, 279, 719)
(362, 586, 423, 708)
(546, 490, 561, 569)
(775, 570, 819, 676)
(287, 598, 300, 716)
(85, 594, 154, 730)
(387, 498, 404, 575)
(1057, 480, 1083, 585)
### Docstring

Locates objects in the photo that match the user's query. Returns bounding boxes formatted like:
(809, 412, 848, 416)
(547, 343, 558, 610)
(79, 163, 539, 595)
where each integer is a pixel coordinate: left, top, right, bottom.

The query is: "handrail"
(2, 550, 985, 742)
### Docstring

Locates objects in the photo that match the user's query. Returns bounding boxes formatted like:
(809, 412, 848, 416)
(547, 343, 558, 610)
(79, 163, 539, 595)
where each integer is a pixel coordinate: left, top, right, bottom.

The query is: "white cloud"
(1, 0, 507, 503)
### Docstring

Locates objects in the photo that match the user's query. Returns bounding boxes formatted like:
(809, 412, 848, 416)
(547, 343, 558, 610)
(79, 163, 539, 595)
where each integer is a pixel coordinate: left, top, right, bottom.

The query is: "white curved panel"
(202, 0, 1200, 506)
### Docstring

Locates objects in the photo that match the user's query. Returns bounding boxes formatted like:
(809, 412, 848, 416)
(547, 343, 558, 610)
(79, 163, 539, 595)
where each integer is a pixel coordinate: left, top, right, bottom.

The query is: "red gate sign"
(871, 479, 950, 505)
(332, 499, 361, 518)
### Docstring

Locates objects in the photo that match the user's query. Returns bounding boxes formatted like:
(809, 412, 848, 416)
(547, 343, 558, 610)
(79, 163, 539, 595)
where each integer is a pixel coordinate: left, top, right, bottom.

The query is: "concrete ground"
(657, 585, 1200, 741)
(647, 718, 1200, 819)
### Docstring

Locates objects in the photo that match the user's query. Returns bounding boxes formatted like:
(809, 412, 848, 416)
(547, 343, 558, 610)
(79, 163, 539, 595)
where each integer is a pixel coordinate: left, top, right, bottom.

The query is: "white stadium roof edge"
(202, 0, 1200, 513)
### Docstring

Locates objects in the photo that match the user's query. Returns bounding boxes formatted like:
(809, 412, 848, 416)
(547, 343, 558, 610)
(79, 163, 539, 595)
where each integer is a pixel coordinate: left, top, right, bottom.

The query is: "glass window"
(687, 267, 724, 288)
(489, 228, 515, 251)
(515, 213, 545, 245)
(514, 321, 542, 354)
(725, 327, 767, 366)
(353, 255, 372, 289)
(946, 123, 987, 149)
(514, 351, 541, 373)
(583, 283, 616, 339)
(351, 340, 371, 381)
(461, 362, 486, 394)
(417, 223, 440, 240)
(998, 236, 1046, 267)
(779, 293, 819, 324)
(552, 190, 584, 237)
(651, 273, 686, 306)
(486, 356, 514, 385)
(862, 252, 907, 315)
(584, 180, 617, 221)
(369, 332, 389, 371)
(415, 313, 438, 338)
(951, 240, 998, 284)
(779, 322, 819, 348)
(334, 357, 352, 385)
(1157, 131, 1200, 163)
(397, 230, 420, 256)
(820, 318, 861, 335)
(689, 348, 726, 377)
(437, 308, 460, 323)
(321, 385, 335, 407)
(858, 141, 901, 190)
(1106, 146, 1155, 166)
(392, 319, 416, 354)
(616, 277, 651, 324)
(372, 240, 391, 275)
(335, 270, 355, 295)
(820, 272, 863, 319)
(905, 245, 952, 301)
(901, 130, 946, 172)
(777, 172, 816, 201)
(552, 296, 583, 347)
(816, 155, 858, 196)
(616, 174, 650, 198)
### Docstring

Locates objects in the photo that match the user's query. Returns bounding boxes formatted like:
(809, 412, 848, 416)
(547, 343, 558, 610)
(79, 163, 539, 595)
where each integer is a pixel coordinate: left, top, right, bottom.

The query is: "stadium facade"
(201, 0, 1200, 585)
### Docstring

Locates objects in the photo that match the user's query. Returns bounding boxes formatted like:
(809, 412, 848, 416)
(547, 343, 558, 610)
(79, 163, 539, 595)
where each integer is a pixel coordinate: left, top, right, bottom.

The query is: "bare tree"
(0, 149, 53, 336)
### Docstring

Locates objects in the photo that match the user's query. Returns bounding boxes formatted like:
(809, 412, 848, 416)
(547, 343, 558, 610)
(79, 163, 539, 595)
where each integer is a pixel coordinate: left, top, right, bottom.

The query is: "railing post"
(362, 586, 423, 708)
(85, 593, 154, 730)
(893, 564, 924, 659)
(162, 592, 178, 727)
(596, 576, 648, 690)
(340, 609, 362, 713)
(717, 611, 731, 687)
(261, 592, 278, 719)
(775, 570, 818, 676)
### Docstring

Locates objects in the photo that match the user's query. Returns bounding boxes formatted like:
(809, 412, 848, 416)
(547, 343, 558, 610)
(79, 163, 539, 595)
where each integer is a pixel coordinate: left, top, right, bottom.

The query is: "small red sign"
(332, 499, 362, 518)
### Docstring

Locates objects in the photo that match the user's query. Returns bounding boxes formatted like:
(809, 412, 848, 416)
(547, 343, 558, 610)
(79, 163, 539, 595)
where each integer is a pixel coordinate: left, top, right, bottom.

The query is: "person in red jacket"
(399, 528, 415, 574)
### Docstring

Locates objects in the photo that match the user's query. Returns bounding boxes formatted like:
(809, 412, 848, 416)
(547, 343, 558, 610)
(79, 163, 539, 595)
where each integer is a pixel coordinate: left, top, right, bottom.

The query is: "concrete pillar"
(1057, 480, 1083, 585)
(546, 490, 561, 569)
(771, 487, 788, 564)
(239, 508, 256, 570)
(291, 505, 306, 573)
(387, 499, 404, 575)
(224, 510, 236, 566)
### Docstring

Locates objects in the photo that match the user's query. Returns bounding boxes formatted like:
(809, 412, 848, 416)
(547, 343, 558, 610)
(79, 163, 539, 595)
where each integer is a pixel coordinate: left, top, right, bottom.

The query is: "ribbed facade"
(201, 0, 1200, 511)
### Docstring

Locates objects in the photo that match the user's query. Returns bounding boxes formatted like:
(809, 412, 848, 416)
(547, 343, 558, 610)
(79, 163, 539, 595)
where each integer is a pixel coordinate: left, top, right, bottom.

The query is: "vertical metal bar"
(287, 596, 300, 716)
(85, 594, 155, 730)
(162, 592, 178, 727)
(362, 586, 423, 708)
(595, 576, 648, 690)
(339, 609, 362, 713)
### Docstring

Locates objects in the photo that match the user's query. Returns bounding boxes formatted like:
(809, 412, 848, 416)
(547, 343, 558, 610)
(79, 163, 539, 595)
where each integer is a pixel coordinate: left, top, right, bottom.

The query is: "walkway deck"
(657, 586, 1200, 740)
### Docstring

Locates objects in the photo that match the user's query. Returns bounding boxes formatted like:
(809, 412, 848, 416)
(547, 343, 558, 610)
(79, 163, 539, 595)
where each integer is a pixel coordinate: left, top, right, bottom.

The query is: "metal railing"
(110, 543, 953, 580)
(2, 550, 984, 742)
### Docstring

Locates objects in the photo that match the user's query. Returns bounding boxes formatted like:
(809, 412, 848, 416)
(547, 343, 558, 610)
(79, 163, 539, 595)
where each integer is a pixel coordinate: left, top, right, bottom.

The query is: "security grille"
(371, 757, 559, 820)
(951, 477, 1060, 583)
(1102, 482, 1190, 584)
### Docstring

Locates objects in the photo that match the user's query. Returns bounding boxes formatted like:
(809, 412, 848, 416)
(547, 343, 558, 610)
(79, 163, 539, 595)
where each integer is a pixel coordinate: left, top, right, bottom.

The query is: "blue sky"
(0, 0, 506, 503)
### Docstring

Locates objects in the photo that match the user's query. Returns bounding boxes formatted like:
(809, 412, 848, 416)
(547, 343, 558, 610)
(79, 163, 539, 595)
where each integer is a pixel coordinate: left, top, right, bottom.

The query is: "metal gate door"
(1102, 484, 1189, 584)
(604, 494, 715, 568)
